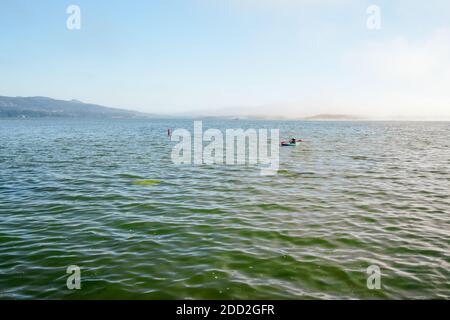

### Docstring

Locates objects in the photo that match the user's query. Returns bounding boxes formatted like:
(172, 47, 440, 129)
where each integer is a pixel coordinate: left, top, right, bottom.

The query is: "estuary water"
(0, 119, 449, 299)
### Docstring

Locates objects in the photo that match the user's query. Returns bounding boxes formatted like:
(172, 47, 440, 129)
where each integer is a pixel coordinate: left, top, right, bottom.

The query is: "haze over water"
(0, 119, 449, 299)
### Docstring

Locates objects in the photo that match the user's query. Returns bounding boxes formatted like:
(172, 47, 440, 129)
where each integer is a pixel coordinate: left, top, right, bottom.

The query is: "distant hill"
(303, 114, 363, 121)
(175, 113, 364, 121)
(0, 96, 367, 120)
(0, 96, 151, 118)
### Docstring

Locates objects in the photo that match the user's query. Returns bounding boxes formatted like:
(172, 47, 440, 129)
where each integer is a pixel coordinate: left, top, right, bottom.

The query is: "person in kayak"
(290, 138, 296, 144)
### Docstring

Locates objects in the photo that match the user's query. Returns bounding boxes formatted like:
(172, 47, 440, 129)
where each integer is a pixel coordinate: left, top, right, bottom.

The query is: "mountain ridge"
(0, 96, 153, 118)
(0, 95, 368, 121)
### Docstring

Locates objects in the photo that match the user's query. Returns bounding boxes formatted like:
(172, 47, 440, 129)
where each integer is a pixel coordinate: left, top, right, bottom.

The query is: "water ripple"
(0, 119, 449, 299)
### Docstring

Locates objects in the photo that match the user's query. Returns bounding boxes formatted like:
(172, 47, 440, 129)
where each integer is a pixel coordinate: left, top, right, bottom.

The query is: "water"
(0, 119, 449, 299)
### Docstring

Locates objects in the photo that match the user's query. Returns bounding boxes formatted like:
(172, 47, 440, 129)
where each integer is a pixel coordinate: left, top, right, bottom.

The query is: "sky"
(1, 0, 450, 119)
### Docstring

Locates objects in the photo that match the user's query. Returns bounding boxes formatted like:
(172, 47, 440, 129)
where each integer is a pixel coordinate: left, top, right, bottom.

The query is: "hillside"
(0, 96, 149, 118)
(303, 114, 363, 121)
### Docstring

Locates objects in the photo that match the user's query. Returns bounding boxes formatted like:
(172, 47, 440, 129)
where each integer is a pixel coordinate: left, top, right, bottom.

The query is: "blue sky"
(1, 0, 450, 118)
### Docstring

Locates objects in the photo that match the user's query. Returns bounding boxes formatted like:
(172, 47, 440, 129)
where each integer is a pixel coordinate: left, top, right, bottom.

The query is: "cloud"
(340, 29, 450, 119)
(347, 29, 450, 82)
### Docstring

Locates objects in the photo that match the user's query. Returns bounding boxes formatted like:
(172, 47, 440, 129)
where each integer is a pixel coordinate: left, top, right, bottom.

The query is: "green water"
(0, 119, 449, 299)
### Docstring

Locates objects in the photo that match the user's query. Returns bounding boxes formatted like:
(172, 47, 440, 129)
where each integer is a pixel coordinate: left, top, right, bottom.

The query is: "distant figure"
(290, 138, 296, 144)
(168, 128, 171, 137)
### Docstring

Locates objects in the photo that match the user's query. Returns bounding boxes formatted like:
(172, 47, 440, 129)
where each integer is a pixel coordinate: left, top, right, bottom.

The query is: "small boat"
(281, 139, 304, 147)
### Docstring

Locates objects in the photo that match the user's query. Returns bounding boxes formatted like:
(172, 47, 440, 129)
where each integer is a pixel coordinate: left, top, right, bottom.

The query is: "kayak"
(281, 142, 300, 147)
(281, 139, 303, 147)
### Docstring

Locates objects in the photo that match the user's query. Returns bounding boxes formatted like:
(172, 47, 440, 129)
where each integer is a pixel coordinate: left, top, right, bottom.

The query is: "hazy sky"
(1, 0, 450, 118)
